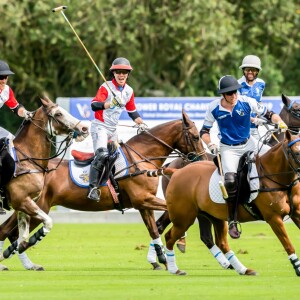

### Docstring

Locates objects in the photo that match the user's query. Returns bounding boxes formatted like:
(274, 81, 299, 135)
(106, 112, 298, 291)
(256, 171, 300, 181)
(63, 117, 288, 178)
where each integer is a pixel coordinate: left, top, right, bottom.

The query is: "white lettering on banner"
(76, 103, 92, 119)
(184, 102, 210, 111)
(158, 103, 183, 111)
(135, 103, 158, 111)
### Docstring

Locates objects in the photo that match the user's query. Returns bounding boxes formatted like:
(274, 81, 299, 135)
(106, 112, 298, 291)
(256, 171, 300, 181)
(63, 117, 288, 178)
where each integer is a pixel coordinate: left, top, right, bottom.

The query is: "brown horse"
(0, 97, 88, 270)
(156, 94, 300, 270)
(0, 110, 205, 270)
(163, 130, 300, 276)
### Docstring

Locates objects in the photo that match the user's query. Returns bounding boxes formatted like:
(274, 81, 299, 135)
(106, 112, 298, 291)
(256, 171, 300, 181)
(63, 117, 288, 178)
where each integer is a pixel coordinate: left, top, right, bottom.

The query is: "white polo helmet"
(239, 55, 262, 71)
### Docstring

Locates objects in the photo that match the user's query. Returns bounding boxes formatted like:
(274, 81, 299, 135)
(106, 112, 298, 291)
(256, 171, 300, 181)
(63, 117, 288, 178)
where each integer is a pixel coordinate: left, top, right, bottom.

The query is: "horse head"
(280, 94, 300, 132)
(178, 109, 207, 161)
(40, 96, 89, 138)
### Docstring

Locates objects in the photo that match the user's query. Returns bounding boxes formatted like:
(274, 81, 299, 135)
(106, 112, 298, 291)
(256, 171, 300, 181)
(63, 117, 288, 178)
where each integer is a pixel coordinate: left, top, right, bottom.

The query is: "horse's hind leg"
(212, 217, 256, 275)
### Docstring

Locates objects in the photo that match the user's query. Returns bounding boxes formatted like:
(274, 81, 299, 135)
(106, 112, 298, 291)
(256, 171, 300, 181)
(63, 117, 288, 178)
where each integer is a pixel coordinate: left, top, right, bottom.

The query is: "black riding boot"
(224, 172, 240, 239)
(87, 166, 101, 201)
(87, 147, 109, 202)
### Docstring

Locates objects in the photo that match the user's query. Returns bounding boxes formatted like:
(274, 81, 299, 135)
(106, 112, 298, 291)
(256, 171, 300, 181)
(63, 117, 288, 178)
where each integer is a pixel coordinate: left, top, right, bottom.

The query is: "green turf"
(0, 222, 299, 300)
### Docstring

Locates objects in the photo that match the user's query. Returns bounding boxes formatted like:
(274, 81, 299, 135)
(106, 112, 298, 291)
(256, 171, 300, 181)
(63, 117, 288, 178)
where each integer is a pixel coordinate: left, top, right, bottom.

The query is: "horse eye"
(55, 113, 62, 117)
(193, 136, 199, 142)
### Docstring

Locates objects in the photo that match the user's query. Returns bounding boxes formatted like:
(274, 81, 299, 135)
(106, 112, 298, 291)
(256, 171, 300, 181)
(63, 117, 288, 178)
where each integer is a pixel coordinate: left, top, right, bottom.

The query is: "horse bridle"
(258, 137, 300, 217)
(14, 105, 76, 173)
(283, 101, 300, 132)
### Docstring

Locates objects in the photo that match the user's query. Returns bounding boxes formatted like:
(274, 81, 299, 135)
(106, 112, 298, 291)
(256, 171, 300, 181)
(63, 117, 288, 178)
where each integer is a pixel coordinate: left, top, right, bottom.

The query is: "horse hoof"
(27, 264, 44, 271)
(0, 264, 9, 271)
(151, 262, 162, 270)
(244, 269, 257, 276)
(176, 243, 186, 253)
(175, 269, 187, 276)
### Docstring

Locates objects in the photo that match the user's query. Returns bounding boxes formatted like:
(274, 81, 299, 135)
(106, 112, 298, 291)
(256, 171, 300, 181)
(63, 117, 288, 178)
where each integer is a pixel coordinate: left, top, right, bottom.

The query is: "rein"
(256, 138, 300, 217)
(114, 119, 205, 179)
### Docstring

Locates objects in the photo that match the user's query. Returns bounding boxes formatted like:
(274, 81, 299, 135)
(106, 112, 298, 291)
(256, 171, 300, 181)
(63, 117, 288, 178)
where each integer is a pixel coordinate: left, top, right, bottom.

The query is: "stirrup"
(87, 187, 101, 202)
(228, 221, 242, 239)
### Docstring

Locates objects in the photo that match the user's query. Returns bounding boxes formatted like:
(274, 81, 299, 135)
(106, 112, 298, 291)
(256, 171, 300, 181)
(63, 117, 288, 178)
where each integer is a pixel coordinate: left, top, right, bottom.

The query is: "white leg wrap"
(209, 245, 231, 269)
(225, 250, 247, 275)
(152, 236, 163, 246)
(18, 252, 34, 270)
(147, 240, 157, 263)
(165, 248, 178, 274)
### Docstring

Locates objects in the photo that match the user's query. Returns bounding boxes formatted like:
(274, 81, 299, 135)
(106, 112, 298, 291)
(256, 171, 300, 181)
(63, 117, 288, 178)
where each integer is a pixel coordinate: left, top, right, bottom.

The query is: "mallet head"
(52, 6, 67, 13)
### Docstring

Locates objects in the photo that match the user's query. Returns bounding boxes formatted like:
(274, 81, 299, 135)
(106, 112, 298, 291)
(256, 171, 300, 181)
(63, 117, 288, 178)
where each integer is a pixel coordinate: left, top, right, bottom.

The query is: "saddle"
(71, 142, 123, 211)
(213, 151, 263, 220)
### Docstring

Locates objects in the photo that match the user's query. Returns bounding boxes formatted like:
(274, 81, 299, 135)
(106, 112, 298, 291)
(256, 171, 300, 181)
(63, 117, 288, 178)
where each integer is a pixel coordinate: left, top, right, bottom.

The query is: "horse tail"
(146, 167, 177, 177)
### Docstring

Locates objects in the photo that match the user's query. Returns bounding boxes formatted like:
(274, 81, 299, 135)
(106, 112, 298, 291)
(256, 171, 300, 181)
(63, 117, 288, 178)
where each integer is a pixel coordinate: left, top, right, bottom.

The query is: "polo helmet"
(239, 55, 262, 71)
(109, 57, 133, 71)
(217, 75, 242, 94)
(0, 60, 15, 76)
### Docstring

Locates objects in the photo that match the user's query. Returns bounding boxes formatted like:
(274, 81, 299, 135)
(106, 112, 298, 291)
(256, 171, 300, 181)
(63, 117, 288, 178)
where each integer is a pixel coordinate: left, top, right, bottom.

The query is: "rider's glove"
(278, 121, 288, 132)
(110, 97, 124, 109)
(208, 143, 218, 155)
(252, 117, 267, 126)
(137, 123, 148, 134)
(23, 109, 34, 120)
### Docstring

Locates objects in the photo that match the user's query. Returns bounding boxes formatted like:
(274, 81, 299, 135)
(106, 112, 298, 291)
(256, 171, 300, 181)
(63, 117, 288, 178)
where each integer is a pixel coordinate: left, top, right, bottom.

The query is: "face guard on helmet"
(0, 60, 15, 76)
(239, 55, 262, 71)
(217, 75, 242, 94)
(109, 57, 133, 72)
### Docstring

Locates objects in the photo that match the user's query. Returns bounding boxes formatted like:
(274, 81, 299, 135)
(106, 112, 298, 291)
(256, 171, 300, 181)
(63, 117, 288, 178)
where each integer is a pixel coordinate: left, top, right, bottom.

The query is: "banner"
(57, 96, 300, 121)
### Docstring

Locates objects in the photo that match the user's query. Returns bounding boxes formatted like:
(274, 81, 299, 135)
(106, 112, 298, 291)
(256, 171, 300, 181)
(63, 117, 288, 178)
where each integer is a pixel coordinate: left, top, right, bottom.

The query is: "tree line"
(0, 0, 299, 132)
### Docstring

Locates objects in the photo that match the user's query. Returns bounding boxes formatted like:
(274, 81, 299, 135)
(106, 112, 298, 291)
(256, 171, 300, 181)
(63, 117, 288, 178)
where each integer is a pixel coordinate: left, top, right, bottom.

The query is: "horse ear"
(282, 94, 290, 107)
(39, 93, 53, 107)
(182, 109, 191, 125)
(285, 130, 292, 141)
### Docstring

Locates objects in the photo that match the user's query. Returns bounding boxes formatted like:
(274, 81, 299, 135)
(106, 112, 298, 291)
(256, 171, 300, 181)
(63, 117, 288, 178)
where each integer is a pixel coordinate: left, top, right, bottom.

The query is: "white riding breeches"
(90, 121, 118, 152)
(220, 136, 257, 175)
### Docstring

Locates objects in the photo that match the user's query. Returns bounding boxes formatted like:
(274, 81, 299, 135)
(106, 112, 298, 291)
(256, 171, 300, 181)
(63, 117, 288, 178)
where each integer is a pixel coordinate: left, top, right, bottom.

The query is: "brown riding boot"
(227, 201, 240, 239)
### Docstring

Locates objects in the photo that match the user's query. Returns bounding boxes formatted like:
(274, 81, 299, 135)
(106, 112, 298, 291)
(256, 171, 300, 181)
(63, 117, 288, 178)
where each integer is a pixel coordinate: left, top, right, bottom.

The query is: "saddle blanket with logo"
(209, 164, 259, 204)
(69, 147, 129, 188)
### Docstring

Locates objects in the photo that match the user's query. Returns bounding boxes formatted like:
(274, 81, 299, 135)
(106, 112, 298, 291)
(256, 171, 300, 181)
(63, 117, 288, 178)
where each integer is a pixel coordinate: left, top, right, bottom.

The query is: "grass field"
(0, 222, 299, 300)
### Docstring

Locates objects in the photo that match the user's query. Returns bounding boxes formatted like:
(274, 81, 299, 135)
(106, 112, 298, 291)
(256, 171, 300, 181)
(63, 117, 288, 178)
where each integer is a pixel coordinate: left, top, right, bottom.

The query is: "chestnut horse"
(163, 130, 300, 276)
(155, 94, 300, 270)
(0, 110, 205, 270)
(0, 97, 89, 270)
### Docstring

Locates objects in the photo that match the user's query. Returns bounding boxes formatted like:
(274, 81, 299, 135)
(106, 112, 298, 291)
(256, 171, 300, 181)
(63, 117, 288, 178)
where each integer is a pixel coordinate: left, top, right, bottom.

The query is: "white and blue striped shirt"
(203, 96, 267, 145)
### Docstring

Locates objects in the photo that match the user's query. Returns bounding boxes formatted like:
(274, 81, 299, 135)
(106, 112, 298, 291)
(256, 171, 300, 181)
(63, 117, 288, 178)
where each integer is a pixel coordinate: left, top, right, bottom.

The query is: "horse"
(163, 130, 300, 276)
(156, 94, 300, 269)
(0, 97, 89, 270)
(0, 109, 205, 270)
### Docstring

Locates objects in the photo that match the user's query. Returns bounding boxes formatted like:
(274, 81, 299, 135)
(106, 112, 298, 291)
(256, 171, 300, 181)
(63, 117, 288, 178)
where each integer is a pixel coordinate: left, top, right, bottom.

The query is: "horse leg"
(139, 209, 167, 270)
(268, 216, 300, 276)
(0, 242, 9, 270)
(211, 217, 256, 276)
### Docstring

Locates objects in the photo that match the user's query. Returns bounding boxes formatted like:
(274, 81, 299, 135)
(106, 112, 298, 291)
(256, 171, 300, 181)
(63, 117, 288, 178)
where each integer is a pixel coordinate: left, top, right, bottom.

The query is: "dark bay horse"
(163, 131, 300, 276)
(0, 110, 205, 270)
(0, 97, 88, 270)
(156, 94, 300, 270)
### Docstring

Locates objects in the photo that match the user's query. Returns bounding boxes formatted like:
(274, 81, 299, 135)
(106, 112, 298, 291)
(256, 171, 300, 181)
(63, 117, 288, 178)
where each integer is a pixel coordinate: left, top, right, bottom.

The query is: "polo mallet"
(52, 6, 122, 106)
(216, 152, 228, 199)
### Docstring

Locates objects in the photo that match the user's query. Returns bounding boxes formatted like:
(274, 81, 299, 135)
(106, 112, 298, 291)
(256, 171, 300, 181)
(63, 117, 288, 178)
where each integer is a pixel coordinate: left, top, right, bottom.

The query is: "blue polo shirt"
(203, 95, 267, 145)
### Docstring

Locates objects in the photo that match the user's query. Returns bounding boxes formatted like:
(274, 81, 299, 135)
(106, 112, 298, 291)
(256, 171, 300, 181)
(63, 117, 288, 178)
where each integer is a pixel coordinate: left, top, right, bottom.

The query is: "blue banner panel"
(67, 96, 300, 121)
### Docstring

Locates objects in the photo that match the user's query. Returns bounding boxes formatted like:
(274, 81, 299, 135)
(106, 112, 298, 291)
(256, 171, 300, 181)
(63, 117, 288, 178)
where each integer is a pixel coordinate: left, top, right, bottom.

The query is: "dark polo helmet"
(109, 57, 133, 71)
(217, 75, 242, 94)
(0, 60, 14, 76)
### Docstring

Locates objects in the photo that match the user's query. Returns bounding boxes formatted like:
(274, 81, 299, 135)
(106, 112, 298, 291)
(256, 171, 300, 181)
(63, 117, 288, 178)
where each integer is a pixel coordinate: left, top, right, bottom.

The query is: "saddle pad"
(209, 164, 259, 204)
(69, 147, 129, 188)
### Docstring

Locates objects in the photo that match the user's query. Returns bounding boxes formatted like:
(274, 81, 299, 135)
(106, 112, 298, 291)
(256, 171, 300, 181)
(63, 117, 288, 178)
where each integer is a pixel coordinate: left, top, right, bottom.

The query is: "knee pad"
(224, 172, 237, 191)
(92, 147, 109, 169)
